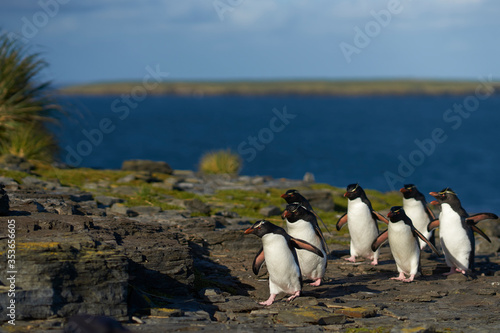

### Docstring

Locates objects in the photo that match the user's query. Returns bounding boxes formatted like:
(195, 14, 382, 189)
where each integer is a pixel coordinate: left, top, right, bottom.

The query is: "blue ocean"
(53, 94, 500, 213)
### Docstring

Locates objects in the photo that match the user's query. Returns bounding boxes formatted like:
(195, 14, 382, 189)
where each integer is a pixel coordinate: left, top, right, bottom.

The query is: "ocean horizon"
(52, 94, 500, 213)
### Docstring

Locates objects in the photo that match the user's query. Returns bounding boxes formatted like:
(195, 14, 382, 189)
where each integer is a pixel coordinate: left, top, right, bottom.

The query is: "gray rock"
(213, 311, 229, 322)
(215, 296, 261, 313)
(116, 174, 137, 183)
(318, 315, 347, 325)
(64, 314, 129, 333)
(303, 172, 315, 183)
(69, 193, 94, 203)
(111, 186, 138, 196)
(130, 206, 162, 215)
(109, 203, 139, 217)
(0, 177, 19, 191)
(215, 211, 240, 218)
(0, 234, 128, 320)
(122, 159, 173, 175)
(0, 177, 18, 186)
(477, 219, 500, 238)
(55, 202, 78, 215)
(95, 195, 124, 207)
(259, 205, 281, 217)
(22, 176, 46, 187)
(184, 198, 210, 215)
(300, 189, 335, 212)
(0, 154, 33, 173)
(476, 236, 500, 255)
(199, 287, 225, 303)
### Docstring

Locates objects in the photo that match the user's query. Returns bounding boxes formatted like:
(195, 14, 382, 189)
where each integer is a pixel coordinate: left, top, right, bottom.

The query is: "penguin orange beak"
(244, 227, 254, 234)
(400, 188, 408, 193)
(343, 192, 349, 197)
(280, 193, 288, 199)
(429, 192, 439, 205)
(281, 210, 291, 219)
(387, 211, 394, 218)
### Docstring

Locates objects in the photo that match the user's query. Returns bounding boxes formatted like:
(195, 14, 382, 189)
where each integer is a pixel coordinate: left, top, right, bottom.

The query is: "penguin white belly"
(261, 234, 301, 294)
(403, 198, 433, 249)
(286, 220, 327, 280)
(388, 221, 420, 275)
(439, 205, 471, 271)
(347, 198, 379, 259)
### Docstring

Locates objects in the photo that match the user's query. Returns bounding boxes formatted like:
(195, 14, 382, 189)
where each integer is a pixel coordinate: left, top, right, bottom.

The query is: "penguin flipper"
(412, 227, 439, 255)
(311, 209, 332, 235)
(313, 224, 330, 255)
(336, 213, 348, 231)
(467, 212, 499, 223)
(371, 229, 388, 252)
(469, 224, 491, 243)
(252, 247, 266, 275)
(427, 219, 440, 232)
(290, 237, 324, 258)
(372, 211, 389, 224)
(425, 205, 436, 221)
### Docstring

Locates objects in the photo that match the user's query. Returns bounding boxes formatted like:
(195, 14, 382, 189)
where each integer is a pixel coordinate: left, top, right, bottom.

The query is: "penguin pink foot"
(443, 267, 459, 276)
(286, 290, 301, 302)
(443, 267, 467, 276)
(309, 278, 322, 286)
(259, 294, 277, 306)
(344, 256, 356, 263)
(403, 274, 415, 283)
(390, 272, 407, 281)
(370, 258, 378, 265)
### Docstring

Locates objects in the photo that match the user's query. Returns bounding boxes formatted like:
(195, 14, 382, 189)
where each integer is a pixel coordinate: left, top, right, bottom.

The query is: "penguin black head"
(244, 220, 277, 238)
(429, 188, 459, 205)
(387, 206, 407, 223)
(400, 184, 418, 199)
(281, 189, 306, 204)
(281, 203, 313, 222)
(344, 183, 365, 200)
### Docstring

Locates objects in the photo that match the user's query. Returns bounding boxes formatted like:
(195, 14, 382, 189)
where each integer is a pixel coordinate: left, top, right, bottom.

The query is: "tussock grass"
(0, 122, 57, 162)
(0, 32, 60, 162)
(199, 149, 241, 175)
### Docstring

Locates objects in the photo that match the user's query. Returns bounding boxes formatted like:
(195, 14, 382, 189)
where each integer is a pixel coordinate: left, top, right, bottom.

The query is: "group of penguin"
(244, 185, 498, 306)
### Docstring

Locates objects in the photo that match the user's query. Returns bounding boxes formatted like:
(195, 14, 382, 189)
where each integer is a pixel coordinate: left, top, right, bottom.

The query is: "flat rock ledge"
(0, 173, 499, 332)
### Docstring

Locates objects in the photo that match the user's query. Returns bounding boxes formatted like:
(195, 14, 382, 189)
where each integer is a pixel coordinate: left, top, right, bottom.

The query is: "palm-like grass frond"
(0, 32, 60, 162)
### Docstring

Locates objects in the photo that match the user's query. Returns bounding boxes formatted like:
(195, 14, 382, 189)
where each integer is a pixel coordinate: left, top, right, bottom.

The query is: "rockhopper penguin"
(244, 220, 324, 306)
(282, 203, 327, 286)
(400, 184, 436, 250)
(428, 188, 498, 275)
(336, 184, 389, 265)
(372, 206, 438, 282)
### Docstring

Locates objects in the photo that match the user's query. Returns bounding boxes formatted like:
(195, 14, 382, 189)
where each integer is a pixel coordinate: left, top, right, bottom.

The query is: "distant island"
(58, 79, 500, 96)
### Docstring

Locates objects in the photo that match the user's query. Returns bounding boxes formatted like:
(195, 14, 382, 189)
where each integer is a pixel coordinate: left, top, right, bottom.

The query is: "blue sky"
(1, 0, 499, 85)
